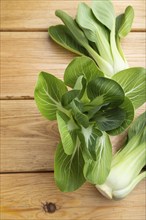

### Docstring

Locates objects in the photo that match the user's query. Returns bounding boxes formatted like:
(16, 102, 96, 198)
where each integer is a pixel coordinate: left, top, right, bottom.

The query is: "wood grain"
(1, 32, 145, 98)
(1, 0, 146, 31)
(1, 173, 145, 220)
(1, 100, 145, 172)
(0, 100, 59, 172)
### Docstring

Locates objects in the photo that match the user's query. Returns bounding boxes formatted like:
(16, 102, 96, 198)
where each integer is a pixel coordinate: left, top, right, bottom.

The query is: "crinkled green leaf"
(112, 67, 146, 109)
(83, 132, 112, 184)
(56, 111, 78, 155)
(107, 97, 134, 135)
(54, 142, 85, 192)
(91, 0, 115, 30)
(92, 108, 126, 131)
(87, 77, 125, 106)
(34, 72, 67, 120)
(118, 6, 134, 38)
(64, 56, 103, 88)
(48, 25, 88, 55)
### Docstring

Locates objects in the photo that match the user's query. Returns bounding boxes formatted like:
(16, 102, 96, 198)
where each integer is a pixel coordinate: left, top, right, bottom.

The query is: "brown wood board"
(1, 0, 146, 31)
(1, 173, 146, 220)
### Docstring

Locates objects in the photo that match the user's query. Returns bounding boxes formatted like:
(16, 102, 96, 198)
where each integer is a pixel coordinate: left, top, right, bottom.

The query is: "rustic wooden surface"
(1, 0, 146, 31)
(1, 174, 146, 220)
(0, 0, 146, 219)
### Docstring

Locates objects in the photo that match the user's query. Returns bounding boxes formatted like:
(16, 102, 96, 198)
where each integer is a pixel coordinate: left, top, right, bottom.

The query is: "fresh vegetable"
(96, 112, 146, 200)
(34, 0, 146, 198)
(48, 0, 134, 76)
(34, 56, 146, 192)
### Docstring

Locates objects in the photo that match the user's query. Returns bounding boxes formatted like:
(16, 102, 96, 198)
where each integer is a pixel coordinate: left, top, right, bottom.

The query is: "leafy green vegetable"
(55, 9, 114, 76)
(35, 0, 146, 196)
(34, 54, 143, 192)
(48, 0, 137, 76)
(96, 112, 146, 200)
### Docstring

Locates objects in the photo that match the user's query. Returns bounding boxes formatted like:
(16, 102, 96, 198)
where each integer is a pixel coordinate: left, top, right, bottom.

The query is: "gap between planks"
(0, 96, 34, 100)
(0, 171, 54, 174)
(1, 29, 146, 32)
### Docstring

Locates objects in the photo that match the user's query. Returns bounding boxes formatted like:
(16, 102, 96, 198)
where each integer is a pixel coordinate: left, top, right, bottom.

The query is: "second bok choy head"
(96, 111, 146, 200)
(34, 56, 146, 192)
(48, 0, 134, 77)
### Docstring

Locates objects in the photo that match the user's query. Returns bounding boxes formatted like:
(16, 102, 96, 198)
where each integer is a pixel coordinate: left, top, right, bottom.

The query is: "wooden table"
(0, 0, 146, 219)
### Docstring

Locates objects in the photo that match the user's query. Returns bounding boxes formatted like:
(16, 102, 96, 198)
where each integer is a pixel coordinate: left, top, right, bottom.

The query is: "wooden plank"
(1, 173, 145, 220)
(1, 32, 75, 99)
(1, 32, 145, 98)
(0, 100, 59, 172)
(1, 100, 145, 172)
(1, 0, 146, 31)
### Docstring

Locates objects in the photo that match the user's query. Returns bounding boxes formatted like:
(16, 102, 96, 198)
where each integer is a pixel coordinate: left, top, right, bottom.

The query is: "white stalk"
(96, 142, 146, 200)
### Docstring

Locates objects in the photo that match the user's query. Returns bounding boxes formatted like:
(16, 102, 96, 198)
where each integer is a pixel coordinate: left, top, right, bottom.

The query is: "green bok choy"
(34, 56, 146, 192)
(48, 0, 134, 76)
(96, 112, 146, 200)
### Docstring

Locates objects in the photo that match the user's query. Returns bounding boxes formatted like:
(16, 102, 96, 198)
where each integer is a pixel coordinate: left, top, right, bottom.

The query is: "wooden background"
(0, 0, 146, 219)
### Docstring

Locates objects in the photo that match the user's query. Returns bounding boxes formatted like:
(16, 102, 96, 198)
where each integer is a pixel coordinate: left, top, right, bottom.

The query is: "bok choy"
(48, 0, 134, 76)
(34, 56, 146, 192)
(96, 112, 146, 200)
